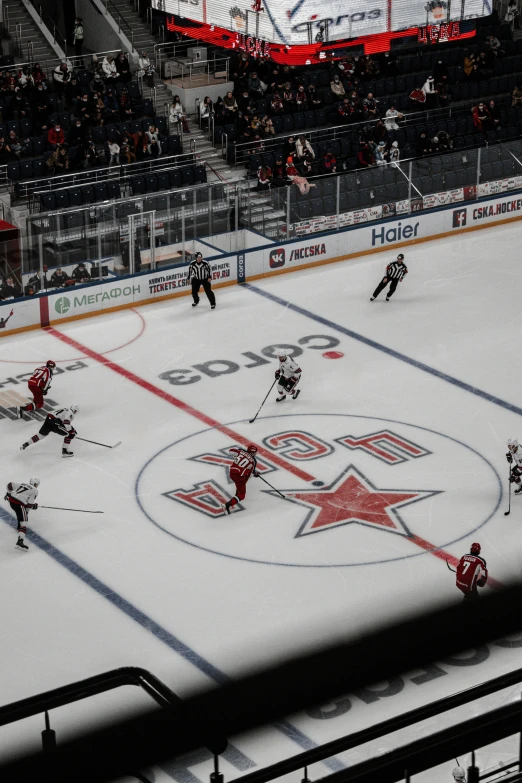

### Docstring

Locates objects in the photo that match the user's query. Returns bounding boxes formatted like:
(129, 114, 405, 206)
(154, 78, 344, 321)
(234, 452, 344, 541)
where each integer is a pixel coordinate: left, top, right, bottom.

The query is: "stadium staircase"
(4, 2, 59, 64)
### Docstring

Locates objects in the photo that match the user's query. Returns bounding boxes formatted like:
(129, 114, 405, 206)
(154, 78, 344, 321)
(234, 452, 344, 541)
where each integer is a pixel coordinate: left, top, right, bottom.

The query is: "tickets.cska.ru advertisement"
(152, 0, 490, 45)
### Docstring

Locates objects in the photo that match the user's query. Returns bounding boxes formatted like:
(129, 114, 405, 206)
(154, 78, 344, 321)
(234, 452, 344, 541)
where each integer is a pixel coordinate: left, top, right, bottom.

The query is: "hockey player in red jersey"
(16, 360, 56, 418)
(223, 444, 259, 514)
(456, 542, 488, 601)
(20, 405, 79, 458)
(4, 477, 40, 551)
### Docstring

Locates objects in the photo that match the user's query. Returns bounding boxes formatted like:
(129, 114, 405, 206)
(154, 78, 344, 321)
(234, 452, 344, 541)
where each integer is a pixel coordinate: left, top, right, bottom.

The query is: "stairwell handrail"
(101, 0, 136, 51)
(229, 664, 522, 783)
(0, 666, 183, 728)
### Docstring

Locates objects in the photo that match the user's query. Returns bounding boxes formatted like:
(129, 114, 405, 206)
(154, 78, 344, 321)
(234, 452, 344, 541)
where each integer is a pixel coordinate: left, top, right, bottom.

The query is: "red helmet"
(246, 444, 258, 454)
(470, 542, 481, 555)
(46, 360, 56, 369)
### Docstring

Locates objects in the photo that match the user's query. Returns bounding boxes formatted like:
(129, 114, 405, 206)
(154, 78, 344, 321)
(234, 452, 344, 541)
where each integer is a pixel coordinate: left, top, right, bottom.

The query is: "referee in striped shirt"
(370, 254, 408, 302)
(188, 252, 216, 309)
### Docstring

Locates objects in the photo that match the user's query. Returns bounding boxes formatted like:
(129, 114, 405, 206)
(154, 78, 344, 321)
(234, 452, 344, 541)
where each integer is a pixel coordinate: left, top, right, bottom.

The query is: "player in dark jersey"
(223, 444, 259, 514)
(456, 542, 488, 601)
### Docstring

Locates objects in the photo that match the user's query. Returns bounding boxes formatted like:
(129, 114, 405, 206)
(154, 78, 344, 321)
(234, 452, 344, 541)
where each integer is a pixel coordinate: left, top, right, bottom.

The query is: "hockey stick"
(505, 468, 512, 516)
(249, 378, 277, 423)
(39, 505, 104, 514)
(76, 437, 122, 449)
(446, 559, 456, 573)
(257, 474, 286, 499)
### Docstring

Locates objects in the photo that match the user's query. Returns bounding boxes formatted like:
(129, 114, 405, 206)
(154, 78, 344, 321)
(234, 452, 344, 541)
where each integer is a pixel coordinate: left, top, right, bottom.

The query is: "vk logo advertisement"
(270, 248, 286, 268)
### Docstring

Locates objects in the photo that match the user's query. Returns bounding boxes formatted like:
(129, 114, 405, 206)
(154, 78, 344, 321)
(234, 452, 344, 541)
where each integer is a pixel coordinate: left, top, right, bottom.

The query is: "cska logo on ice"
(137, 414, 501, 568)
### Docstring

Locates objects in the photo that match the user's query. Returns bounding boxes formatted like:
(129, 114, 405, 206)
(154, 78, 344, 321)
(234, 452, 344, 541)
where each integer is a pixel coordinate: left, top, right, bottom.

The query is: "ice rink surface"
(2, 221, 522, 782)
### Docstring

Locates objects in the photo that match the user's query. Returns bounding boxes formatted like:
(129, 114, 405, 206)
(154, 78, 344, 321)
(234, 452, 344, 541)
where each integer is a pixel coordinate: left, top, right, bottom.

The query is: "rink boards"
(3, 188, 522, 338)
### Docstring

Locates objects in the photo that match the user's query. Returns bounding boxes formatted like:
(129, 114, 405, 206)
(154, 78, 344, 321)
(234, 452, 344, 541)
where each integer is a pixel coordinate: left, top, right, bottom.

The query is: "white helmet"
(29, 477, 40, 488)
(276, 349, 287, 362)
(70, 405, 79, 415)
(508, 438, 519, 452)
(452, 768, 465, 781)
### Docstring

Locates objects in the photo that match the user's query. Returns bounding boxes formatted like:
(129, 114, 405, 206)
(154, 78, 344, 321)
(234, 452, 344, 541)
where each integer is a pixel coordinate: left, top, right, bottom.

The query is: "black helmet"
(195, 252, 203, 260)
(397, 253, 404, 260)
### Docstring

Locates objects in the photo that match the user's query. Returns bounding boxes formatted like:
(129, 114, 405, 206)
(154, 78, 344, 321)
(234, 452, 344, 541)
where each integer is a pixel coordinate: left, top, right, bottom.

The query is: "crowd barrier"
(2, 187, 522, 337)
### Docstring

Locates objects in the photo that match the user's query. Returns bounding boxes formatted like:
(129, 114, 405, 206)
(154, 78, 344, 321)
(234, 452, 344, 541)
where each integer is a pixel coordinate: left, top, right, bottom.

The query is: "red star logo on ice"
(279, 466, 440, 538)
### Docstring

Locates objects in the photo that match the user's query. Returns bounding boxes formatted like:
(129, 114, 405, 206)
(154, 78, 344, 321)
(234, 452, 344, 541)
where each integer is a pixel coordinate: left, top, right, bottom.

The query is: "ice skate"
(276, 394, 286, 402)
(62, 448, 74, 458)
(292, 389, 301, 400)
(20, 442, 29, 451)
(15, 537, 28, 551)
(515, 485, 522, 495)
(222, 501, 231, 514)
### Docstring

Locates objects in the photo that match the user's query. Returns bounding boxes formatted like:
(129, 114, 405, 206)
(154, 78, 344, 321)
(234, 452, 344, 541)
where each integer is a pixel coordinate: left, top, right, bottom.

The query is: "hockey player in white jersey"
(20, 405, 79, 458)
(507, 438, 522, 494)
(4, 477, 40, 551)
(274, 349, 302, 402)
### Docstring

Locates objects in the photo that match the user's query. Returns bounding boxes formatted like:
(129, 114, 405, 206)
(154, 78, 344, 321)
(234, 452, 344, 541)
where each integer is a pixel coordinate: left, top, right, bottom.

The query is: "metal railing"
(153, 39, 203, 77)
(31, 2, 68, 54)
(165, 56, 230, 88)
(102, 0, 136, 51)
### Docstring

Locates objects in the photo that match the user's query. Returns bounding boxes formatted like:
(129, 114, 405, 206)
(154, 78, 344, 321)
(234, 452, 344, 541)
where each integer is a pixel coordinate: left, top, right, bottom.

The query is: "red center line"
(47, 326, 504, 587)
(45, 326, 315, 482)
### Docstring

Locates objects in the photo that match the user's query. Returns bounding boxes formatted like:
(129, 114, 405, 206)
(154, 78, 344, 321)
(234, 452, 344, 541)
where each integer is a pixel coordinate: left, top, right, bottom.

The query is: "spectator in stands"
(321, 150, 337, 174)
(0, 276, 21, 299)
(476, 50, 493, 78)
(283, 135, 296, 161)
(409, 85, 426, 109)
(169, 96, 189, 133)
(248, 71, 264, 99)
(373, 119, 389, 146)
(357, 143, 375, 167)
(68, 118, 88, 145)
(73, 16, 84, 61)
(76, 93, 94, 125)
(0, 137, 12, 164)
(89, 72, 106, 95)
(384, 104, 403, 130)
(261, 115, 275, 136)
(295, 134, 314, 163)
(433, 58, 448, 83)
(78, 138, 101, 168)
(422, 75, 437, 108)
(232, 53, 250, 87)
(272, 155, 286, 186)
(47, 122, 65, 150)
(416, 131, 432, 156)
(108, 139, 120, 166)
(146, 125, 162, 156)
(505, 0, 519, 30)
(282, 82, 296, 113)
(53, 61, 70, 98)
(224, 91, 238, 115)
(379, 50, 398, 77)
(337, 97, 353, 124)
(488, 99, 501, 129)
(389, 140, 400, 162)
(287, 164, 316, 195)
(436, 79, 450, 107)
(363, 92, 379, 118)
(436, 129, 453, 151)
(102, 55, 119, 84)
(93, 92, 106, 124)
(103, 89, 119, 122)
(473, 102, 492, 132)
(7, 90, 29, 120)
(463, 50, 475, 78)
(485, 34, 505, 58)
(50, 268, 69, 288)
(330, 75, 346, 99)
(32, 63, 47, 86)
(119, 86, 135, 120)
(138, 51, 155, 88)
(46, 146, 69, 173)
(375, 141, 388, 165)
(7, 130, 26, 159)
(72, 263, 90, 284)
(32, 93, 49, 135)
(120, 138, 136, 164)
(250, 114, 262, 135)
(199, 96, 213, 126)
(65, 75, 82, 109)
(295, 84, 308, 111)
(512, 84, 522, 107)
(117, 52, 132, 84)
(257, 164, 272, 190)
(270, 92, 284, 115)
(18, 66, 34, 93)
(307, 84, 322, 110)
